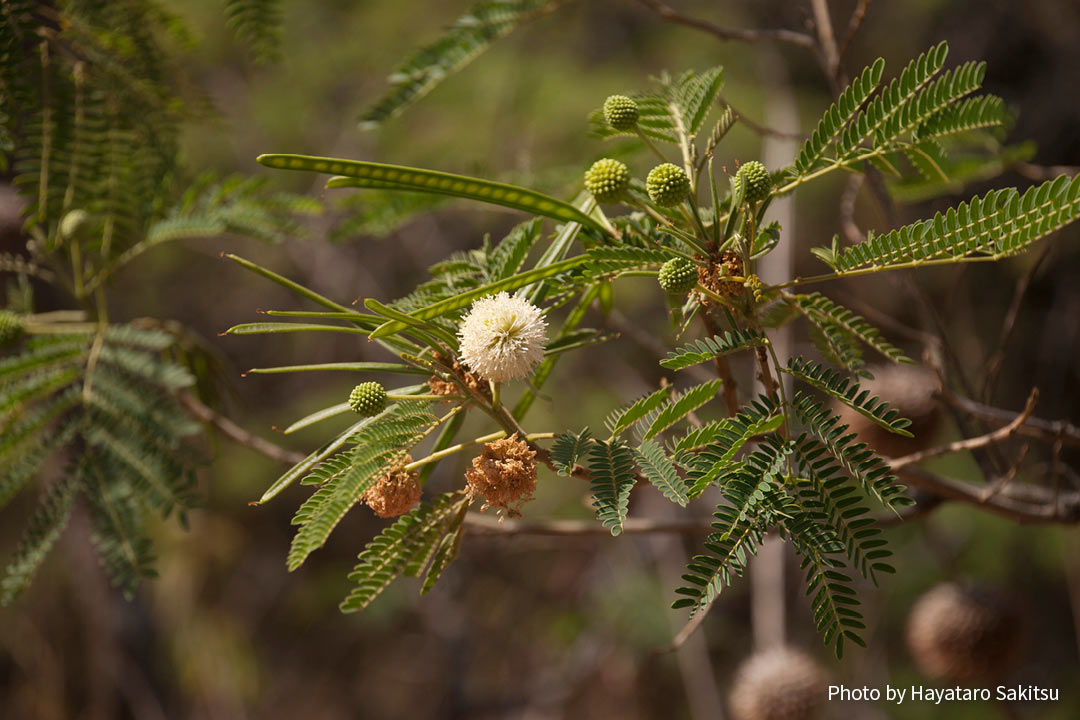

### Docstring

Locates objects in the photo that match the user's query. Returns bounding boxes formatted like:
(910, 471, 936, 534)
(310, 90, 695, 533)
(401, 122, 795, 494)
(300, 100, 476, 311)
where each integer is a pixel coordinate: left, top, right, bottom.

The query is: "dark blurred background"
(1, 1, 1079, 718)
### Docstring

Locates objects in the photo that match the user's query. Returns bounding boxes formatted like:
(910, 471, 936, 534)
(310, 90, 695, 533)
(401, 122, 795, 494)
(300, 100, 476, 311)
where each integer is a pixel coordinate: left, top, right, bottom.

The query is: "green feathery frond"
(286, 402, 437, 571)
(676, 398, 783, 497)
(605, 387, 669, 439)
(358, 0, 560, 128)
(550, 428, 594, 476)
(659, 329, 769, 371)
(819, 174, 1080, 272)
(672, 440, 788, 612)
(0, 472, 79, 604)
(223, 0, 283, 64)
(587, 439, 637, 536)
(790, 437, 894, 585)
(795, 58, 885, 175)
(640, 379, 724, 441)
(783, 357, 913, 437)
(634, 440, 689, 506)
(339, 491, 468, 612)
(791, 293, 911, 366)
(782, 498, 866, 659)
(790, 391, 913, 510)
(0, 324, 200, 602)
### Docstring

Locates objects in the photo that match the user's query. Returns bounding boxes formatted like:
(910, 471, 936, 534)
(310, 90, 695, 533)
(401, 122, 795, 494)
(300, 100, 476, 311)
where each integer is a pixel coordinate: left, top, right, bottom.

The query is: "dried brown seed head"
(465, 434, 537, 518)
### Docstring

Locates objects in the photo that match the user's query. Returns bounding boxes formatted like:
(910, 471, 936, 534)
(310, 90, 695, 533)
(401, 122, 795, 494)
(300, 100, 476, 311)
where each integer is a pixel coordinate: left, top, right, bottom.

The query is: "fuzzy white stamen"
(457, 292, 547, 383)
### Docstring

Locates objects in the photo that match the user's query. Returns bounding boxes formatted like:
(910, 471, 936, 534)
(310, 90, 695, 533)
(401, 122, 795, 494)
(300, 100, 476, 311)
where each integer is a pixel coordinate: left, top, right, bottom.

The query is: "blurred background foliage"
(1, 0, 1079, 718)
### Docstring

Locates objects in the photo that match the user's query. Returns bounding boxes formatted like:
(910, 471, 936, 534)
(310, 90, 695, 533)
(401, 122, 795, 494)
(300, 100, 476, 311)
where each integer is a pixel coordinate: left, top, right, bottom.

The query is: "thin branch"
(178, 390, 306, 465)
(657, 604, 712, 654)
(979, 242, 1053, 401)
(838, 0, 871, 59)
(809, 0, 841, 82)
(721, 99, 808, 140)
(464, 513, 715, 536)
(980, 443, 1029, 503)
(632, 0, 818, 50)
(1015, 162, 1080, 182)
(898, 466, 1080, 525)
(888, 388, 1039, 470)
(938, 386, 1080, 449)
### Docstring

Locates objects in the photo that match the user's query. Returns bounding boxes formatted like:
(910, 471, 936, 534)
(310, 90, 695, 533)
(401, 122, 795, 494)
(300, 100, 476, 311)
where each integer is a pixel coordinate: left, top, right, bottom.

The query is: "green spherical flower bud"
(646, 163, 690, 207)
(735, 161, 772, 204)
(584, 158, 631, 203)
(60, 209, 92, 240)
(349, 381, 387, 416)
(603, 95, 639, 131)
(657, 257, 698, 295)
(0, 310, 24, 347)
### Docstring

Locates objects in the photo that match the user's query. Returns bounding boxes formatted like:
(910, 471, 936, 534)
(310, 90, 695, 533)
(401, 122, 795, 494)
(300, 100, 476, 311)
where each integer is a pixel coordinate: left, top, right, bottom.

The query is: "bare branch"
(838, 0, 871, 59)
(938, 386, 1080, 449)
(889, 388, 1039, 470)
(632, 0, 817, 51)
(464, 513, 715, 536)
(1015, 162, 1080, 182)
(178, 390, 306, 466)
(721, 99, 808, 140)
(979, 243, 1053, 400)
(809, 0, 840, 81)
(898, 466, 1080, 525)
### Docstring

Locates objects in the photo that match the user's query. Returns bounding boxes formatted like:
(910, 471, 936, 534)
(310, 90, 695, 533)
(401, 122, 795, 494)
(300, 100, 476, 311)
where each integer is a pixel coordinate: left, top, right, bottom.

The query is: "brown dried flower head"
(697, 250, 745, 304)
(363, 457, 423, 518)
(729, 646, 829, 720)
(906, 582, 1022, 683)
(465, 434, 537, 517)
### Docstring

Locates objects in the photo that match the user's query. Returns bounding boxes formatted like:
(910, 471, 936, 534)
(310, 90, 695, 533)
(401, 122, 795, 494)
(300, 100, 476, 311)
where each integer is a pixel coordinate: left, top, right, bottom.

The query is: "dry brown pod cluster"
(906, 581, 1024, 683)
(729, 646, 830, 720)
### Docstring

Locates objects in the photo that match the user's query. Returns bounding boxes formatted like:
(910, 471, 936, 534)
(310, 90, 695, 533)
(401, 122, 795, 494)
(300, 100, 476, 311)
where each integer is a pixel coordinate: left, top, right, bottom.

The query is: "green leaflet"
(790, 391, 911, 511)
(257, 154, 606, 233)
(245, 362, 428, 375)
(224, 322, 371, 336)
(0, 473, 79, 604)
(790, 435, 895, 585)
(224, 0, 283, 64)
(796, 58, 885, 175)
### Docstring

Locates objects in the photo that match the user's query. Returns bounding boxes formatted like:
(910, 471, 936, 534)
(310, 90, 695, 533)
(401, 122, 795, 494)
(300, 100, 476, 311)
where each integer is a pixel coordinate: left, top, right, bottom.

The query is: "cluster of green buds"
(589, 94, 775, 301)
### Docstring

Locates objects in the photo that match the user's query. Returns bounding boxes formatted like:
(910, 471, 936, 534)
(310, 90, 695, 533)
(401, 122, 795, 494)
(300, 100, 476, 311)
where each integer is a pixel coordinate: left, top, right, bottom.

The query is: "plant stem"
(635, 127, 669, 164)
(404, 431, 557, 471)
(769, 253, 1004, 289)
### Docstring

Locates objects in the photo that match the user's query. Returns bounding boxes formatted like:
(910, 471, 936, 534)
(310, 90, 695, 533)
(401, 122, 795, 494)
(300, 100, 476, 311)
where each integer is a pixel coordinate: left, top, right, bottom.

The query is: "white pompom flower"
(457, 292, 547, 383)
